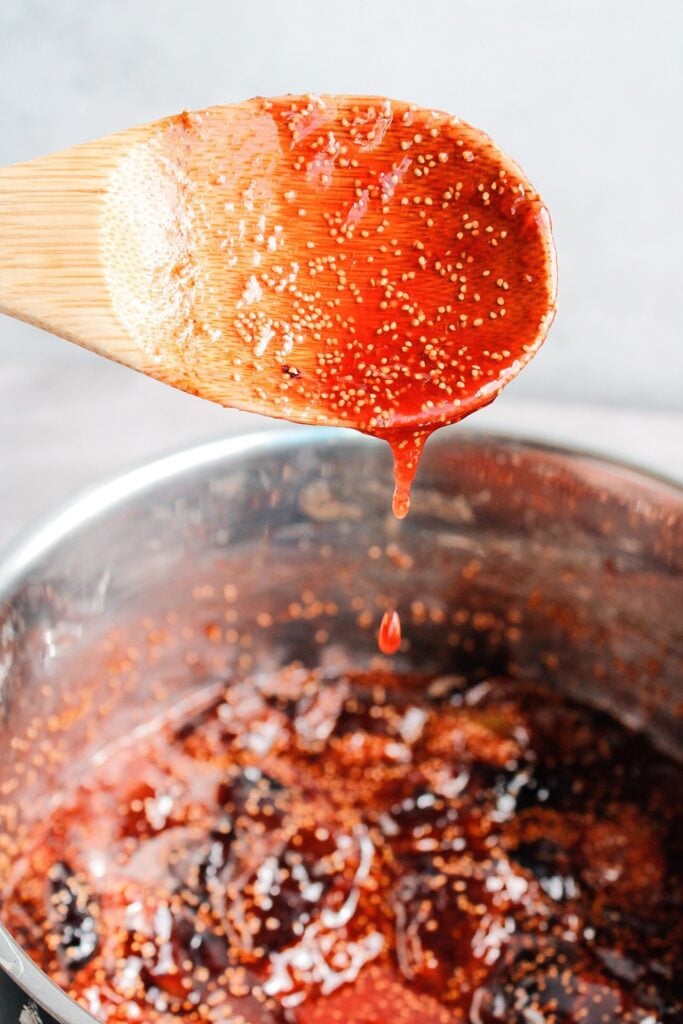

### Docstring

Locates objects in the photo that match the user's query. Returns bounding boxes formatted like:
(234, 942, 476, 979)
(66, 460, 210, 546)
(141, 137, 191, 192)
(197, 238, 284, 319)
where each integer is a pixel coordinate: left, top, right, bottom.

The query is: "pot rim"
(2, 425, 682, 606)
(1, 425, 682, 1023)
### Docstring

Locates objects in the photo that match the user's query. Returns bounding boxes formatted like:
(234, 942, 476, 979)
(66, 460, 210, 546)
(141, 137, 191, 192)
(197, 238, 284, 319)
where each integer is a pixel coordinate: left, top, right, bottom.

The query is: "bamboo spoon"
(0, 94, 556, 514)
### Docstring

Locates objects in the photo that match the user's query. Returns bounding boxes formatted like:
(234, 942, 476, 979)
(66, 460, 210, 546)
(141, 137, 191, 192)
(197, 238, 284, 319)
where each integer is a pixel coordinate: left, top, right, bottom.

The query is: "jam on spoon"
(0, 94, 556, 515)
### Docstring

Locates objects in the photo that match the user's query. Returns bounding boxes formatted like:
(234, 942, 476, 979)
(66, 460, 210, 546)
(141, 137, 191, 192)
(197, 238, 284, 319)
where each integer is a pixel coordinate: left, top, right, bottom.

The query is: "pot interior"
(0, 431, 681, 1018)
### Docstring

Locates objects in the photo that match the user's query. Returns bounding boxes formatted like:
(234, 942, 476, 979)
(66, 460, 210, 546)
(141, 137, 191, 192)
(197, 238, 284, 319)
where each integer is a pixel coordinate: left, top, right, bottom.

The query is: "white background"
(1, 0, 682, 543)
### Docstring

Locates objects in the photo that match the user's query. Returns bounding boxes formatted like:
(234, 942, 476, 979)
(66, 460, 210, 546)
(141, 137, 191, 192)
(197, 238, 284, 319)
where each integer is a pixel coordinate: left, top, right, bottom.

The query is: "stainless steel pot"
(0, 430, 681, 1023)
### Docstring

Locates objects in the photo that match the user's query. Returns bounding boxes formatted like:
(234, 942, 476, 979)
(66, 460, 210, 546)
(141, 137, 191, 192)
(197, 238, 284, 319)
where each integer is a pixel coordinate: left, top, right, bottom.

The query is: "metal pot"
(0, 430, 681, 1023)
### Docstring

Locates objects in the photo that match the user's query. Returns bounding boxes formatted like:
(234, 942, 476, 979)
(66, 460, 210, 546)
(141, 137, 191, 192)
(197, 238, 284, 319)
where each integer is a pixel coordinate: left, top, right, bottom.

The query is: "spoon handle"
(0, 142, 142, 369)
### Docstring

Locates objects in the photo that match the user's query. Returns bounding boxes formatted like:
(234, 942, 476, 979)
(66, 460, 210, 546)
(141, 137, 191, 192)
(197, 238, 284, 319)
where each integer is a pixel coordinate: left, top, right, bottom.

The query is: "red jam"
(5, 668, 681, 1023)
(106, 96, 556, 517)
(378, 610, 402, 655)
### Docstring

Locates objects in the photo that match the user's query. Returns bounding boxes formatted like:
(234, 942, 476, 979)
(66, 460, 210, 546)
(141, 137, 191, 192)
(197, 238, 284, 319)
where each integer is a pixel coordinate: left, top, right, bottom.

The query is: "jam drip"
(378, 609, 402, 654)
(388, 430, 431, 519)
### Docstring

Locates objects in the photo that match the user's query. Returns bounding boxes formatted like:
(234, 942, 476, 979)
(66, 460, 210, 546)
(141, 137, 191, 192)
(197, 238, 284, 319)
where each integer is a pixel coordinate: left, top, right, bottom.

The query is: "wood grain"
(0, 130, 148, 369)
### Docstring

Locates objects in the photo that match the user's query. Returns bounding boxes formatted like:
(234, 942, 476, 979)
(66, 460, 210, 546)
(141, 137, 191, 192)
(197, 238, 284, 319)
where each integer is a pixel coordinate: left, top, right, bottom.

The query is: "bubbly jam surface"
(6, 669, 681, 1023)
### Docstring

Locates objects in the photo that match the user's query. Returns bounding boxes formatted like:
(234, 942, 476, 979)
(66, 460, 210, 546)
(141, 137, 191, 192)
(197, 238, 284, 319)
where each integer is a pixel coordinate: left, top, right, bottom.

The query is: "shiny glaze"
(104, 95, 556, 513)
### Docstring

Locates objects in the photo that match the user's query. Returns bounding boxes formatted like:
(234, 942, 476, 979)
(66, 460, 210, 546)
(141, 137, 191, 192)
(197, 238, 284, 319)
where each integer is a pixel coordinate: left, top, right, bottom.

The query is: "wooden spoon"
(0, 94, 556, 514)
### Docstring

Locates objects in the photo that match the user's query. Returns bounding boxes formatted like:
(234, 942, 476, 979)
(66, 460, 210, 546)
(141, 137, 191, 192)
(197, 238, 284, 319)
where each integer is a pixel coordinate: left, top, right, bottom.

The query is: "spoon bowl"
(0, 95, 556, 436)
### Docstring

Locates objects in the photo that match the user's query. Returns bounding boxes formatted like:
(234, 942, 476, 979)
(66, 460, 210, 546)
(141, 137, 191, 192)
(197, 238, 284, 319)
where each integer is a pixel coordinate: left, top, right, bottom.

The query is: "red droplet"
(378, 610, 402, 655)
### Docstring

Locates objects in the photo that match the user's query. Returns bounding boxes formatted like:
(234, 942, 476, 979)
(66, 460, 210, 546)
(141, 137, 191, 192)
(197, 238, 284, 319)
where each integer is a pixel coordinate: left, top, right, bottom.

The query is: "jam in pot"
(4, 667, 681, 1022)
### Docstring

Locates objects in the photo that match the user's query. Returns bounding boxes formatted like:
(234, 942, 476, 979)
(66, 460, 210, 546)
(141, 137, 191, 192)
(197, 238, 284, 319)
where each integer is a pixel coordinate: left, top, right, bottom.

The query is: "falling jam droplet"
(389, 430, 431, 519)
(378, 610, 401, 655)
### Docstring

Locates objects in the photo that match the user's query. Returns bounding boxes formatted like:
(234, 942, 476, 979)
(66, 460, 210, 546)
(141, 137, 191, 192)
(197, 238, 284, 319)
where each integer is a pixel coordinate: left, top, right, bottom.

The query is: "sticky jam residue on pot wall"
(2, 438, 680, 1023)
(4, 665, 681, 1024)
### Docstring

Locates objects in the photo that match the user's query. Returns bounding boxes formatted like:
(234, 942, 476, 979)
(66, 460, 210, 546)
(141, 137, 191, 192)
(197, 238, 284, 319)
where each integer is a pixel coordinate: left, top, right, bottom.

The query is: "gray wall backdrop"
(1, 0, 681, 410)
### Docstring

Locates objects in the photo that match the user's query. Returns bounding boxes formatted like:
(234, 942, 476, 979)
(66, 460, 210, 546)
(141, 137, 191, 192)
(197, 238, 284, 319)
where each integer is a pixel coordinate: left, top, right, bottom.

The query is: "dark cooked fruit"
(4, 670, 681, 1022)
